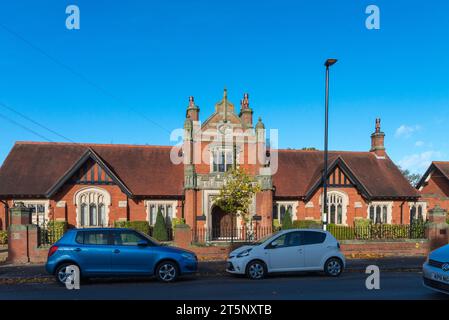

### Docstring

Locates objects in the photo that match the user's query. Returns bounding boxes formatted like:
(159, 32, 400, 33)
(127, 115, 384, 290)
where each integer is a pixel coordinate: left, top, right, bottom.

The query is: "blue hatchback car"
(46, 228, 198, 284)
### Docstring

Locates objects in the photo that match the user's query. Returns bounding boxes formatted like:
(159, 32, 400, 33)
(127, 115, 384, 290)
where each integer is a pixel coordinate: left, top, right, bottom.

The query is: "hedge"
(0, 231, 7, 245)
(113, 220, 150, 235)
(292, 220, 323, 229)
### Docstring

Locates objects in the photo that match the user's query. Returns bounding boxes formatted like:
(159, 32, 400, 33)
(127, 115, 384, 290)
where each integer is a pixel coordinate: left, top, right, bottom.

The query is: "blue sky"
(0, 0, 448, 174)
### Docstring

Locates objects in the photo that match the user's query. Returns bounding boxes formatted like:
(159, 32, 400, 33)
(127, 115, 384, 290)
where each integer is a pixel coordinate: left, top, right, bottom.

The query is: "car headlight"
(182, 253, 196, 260)
(236, 248, 252, 258)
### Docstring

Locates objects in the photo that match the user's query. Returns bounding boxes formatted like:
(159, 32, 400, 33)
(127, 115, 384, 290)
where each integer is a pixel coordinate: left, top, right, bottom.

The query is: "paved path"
(0, 271, 447, 300)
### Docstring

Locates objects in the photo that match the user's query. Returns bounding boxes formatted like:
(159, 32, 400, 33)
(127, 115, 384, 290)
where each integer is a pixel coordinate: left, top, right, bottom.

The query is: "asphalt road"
(0, 271, 448, 300)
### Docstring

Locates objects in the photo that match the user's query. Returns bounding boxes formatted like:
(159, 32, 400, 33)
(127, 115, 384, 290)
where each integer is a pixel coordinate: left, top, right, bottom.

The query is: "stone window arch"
(321, 191, 349, 225)
(74, 187, 111, 227)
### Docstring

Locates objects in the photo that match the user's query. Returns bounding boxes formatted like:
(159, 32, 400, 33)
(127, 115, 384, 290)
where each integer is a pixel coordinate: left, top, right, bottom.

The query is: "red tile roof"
(0, 142, 184, 197)
(273, 149, 419, 199)
(433, 162, 449, 180)
(0, 142, 419, 200)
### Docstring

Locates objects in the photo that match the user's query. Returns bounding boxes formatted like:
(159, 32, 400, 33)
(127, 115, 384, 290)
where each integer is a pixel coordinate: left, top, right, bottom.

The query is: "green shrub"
(353, 218, 371, 239)
(172, 217, 185, 228)
(153, 209, 168, 241)
(354, 218, 371, 227)
(114, 221, 128, 228)
(292, 220, 322, 229)
(272, 219, 281, 231)
(281, 209, 293, 230)
(47, 221, 67, 243)
(113, 220, 150, 235)
(0, 231, 7, 245)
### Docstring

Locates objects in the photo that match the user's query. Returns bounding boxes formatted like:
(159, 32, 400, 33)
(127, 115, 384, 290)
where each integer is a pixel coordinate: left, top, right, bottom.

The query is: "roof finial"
(375, 118, 381, 133)
(223, 87, 228, 100)
(241, 93, 249, 109)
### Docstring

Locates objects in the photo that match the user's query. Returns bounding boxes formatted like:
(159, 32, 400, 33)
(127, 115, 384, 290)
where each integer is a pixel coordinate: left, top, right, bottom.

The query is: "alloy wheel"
(248, 262, 265, 279)
(326, 259, 342, 276)
(158, 263, 177, 282)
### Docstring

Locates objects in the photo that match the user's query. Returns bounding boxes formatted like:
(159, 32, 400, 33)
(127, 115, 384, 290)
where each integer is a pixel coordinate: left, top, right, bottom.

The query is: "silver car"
(423, 243, 449, 295)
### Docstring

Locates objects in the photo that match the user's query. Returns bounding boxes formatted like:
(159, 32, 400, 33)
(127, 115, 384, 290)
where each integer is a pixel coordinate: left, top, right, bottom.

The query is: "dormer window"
(212, 148, 234, 173)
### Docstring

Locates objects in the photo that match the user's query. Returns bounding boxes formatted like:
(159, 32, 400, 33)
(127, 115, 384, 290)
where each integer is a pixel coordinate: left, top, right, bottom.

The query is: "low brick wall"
(340, 239, 429, 258)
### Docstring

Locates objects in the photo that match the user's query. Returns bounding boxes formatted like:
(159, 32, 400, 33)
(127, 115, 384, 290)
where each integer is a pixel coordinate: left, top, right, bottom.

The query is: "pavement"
(0, 256, 426, 284)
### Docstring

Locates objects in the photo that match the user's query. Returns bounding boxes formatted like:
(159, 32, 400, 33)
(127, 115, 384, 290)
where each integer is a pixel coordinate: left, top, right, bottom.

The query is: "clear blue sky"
(0, 0, 448, 174)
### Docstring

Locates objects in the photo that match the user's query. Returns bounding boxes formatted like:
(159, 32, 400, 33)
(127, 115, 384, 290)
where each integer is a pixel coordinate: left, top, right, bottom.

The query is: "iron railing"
(38, 222, 65, 247)
(193, 226, 275, 243)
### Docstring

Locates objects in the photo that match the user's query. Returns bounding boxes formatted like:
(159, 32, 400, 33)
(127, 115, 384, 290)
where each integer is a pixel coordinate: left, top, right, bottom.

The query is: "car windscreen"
(253, 231, 281, 245)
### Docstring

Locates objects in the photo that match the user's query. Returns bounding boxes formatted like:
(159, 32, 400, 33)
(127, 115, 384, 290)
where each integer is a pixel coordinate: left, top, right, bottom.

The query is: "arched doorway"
(211, 205, 236, 240)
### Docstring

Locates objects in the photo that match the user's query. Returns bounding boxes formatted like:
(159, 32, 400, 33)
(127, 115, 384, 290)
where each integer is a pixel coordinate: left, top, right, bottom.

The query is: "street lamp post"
(322, 58, 338, 231)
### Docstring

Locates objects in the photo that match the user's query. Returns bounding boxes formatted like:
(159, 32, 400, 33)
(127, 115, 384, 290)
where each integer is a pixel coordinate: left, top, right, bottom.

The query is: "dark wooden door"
(211, 206, 235, 239)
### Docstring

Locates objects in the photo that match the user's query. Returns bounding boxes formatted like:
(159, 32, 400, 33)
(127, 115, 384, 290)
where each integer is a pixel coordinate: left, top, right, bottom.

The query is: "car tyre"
(324, 257, 343, 277)
(155, 261, 179, 282)
(246, 260, 267, 280)
(55, 262, 81, 286)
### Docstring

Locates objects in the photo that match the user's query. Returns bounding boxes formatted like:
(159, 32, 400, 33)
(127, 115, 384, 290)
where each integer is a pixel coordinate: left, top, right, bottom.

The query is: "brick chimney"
(370, 118, 386, 157)
(239, 93, 253, 128)
(186, 96, 199, 121)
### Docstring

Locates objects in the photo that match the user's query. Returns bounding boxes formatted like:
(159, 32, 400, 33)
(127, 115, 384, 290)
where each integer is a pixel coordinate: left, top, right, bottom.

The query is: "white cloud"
(397, 150, 442, 174)
(395, 124, 421, 138)
(415, 140, 424, 147)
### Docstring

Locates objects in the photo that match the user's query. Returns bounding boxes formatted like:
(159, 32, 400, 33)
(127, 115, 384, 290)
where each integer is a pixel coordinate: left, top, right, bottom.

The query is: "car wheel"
(324, 258, 343, 277)
(246, 260, 266, 280)
(55, 263, 80, 286)
(156, 261, 179, 282)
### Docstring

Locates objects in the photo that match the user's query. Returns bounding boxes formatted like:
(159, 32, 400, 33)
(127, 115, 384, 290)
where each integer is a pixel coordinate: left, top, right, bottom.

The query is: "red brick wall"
(340, 240, 429, 258)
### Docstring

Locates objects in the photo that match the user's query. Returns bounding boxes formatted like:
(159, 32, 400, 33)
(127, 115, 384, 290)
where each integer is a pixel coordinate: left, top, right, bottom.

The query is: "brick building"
(416, 162, 449, 215)
(0, 90, 425, 236)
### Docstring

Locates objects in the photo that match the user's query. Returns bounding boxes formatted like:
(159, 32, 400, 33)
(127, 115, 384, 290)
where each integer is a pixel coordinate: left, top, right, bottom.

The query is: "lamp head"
(324, 59, 338, 67)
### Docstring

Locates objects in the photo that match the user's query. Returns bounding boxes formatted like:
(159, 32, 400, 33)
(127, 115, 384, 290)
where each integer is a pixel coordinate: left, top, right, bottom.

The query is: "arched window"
(326, 192, 347, 225)
(75, 187, 111, 227)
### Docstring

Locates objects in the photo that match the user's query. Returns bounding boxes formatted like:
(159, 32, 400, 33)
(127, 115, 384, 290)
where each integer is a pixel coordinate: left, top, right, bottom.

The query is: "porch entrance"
(211, 205, 236, 240)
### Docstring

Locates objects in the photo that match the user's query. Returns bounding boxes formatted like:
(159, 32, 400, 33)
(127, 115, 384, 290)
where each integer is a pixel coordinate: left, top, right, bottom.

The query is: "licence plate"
(432, 272, 449, 284)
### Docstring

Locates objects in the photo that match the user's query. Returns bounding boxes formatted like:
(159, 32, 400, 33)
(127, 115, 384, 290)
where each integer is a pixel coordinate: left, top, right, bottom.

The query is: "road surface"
(0, 271, 447, 300)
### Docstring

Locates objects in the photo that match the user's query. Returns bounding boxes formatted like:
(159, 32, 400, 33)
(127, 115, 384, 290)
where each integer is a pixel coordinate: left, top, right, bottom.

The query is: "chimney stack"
(239, 93, 253, 128)
(370, 118, 386, 158)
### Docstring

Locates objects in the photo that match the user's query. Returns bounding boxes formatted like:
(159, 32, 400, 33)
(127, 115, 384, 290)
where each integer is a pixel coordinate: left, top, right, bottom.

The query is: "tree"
(398, 166, 422, 187)
(281, 209, 293, 230)
(153, 208, 168, 241)
(214, 167, 261, 225)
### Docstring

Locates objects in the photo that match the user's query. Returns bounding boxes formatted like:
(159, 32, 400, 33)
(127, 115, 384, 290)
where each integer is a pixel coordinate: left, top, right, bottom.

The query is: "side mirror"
(137, 240, 148, 247)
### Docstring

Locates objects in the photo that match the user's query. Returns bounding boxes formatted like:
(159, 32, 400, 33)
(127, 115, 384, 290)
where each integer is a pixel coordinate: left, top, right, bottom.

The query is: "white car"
(423, 244, 449, 295)
(226, 229, 345, 279)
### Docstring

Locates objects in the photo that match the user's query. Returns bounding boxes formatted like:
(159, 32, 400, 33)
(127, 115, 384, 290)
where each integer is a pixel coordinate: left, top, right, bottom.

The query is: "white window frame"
(319, 190, 349, 225)
(408, 201, 427, 222)
(145, 200, 178, 226)
(74, 187, 111, 228)
(367, 202, 393, 224)
(273, 201, 298, 224)
(13, 200, 50, 226)
(209, 146, 237, 173)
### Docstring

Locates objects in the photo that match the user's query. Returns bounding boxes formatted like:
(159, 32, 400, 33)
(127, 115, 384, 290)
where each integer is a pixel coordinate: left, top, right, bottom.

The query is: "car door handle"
(113, 249, 120, 254)
(73, 248, 81, 252)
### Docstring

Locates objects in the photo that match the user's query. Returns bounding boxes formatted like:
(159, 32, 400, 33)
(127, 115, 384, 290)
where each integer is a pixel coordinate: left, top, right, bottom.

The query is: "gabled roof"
(0, 142, 184, 198)
(273, 149, 420, 200)
(416, 161, 449, 189)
